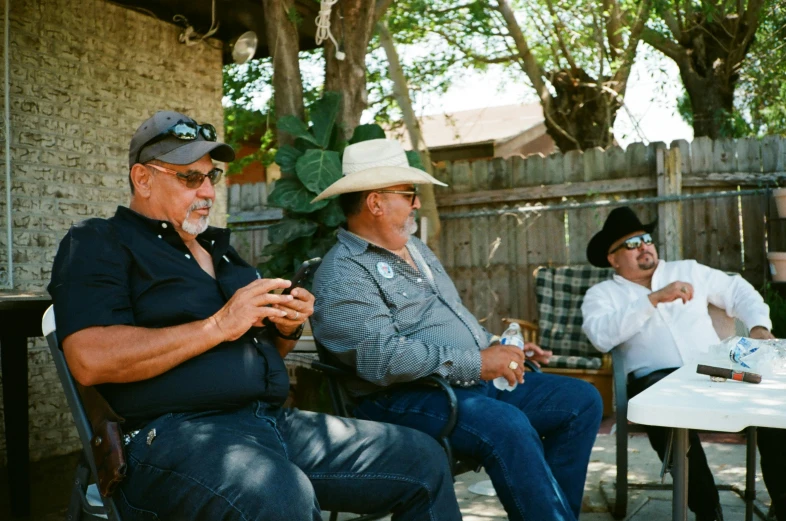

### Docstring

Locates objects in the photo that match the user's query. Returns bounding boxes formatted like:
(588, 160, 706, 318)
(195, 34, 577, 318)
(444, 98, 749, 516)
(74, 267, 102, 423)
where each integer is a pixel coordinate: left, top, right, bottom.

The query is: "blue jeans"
(116, 401, 462, 521)
(356, 372, 603, 521)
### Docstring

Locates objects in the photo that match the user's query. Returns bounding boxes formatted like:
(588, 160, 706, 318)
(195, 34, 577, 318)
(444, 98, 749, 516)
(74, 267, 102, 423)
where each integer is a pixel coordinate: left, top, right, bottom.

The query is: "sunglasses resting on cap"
(136, 120, 218, 164)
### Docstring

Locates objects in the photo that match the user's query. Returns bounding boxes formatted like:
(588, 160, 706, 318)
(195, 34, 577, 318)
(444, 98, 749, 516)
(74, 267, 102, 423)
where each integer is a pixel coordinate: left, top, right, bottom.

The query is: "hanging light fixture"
(230, 31, 258, 64)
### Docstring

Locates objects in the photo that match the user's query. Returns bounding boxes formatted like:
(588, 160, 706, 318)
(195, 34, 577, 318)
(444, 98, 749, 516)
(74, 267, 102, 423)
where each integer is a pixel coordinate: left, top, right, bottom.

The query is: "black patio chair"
(42, 306, 122, 521)
(310, 335, 540, 521)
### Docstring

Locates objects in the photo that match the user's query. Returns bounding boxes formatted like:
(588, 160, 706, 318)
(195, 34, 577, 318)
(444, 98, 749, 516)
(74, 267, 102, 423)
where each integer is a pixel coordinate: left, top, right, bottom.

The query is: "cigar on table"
(696, 364, 762, 384)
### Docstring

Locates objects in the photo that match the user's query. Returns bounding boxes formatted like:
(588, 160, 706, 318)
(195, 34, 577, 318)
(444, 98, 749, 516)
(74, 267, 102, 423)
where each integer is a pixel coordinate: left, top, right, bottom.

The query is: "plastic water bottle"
(493, 322, 525, 391)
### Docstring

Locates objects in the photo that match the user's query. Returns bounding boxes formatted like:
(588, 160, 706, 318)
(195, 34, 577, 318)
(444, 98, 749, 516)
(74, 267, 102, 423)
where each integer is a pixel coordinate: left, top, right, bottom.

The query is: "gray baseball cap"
(128, 110, 235, 169)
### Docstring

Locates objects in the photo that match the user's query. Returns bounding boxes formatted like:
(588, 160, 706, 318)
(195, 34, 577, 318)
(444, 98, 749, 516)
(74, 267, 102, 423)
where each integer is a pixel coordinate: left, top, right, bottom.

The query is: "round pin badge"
(377, 261, 395, 279)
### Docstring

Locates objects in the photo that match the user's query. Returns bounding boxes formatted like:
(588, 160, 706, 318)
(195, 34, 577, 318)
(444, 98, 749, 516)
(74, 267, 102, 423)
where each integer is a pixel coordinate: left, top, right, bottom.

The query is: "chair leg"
(661, 428, 674, 482)
(745, 427, 757, 521)
(67, 454, 92, 521)
(614, 417, 629, 519)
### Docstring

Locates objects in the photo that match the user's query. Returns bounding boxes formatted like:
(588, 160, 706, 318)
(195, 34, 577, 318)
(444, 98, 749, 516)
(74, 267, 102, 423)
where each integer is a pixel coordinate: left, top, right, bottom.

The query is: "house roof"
(396, 103, 545, 150)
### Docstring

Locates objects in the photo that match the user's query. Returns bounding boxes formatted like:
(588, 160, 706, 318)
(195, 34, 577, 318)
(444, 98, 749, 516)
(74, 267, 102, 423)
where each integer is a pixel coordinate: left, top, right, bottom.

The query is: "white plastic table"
(628, 365, 786, 521)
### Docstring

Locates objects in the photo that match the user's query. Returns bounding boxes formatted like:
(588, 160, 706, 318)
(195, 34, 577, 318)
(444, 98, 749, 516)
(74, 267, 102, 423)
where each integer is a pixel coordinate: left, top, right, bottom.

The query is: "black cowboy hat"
(586, 207, 656, 267)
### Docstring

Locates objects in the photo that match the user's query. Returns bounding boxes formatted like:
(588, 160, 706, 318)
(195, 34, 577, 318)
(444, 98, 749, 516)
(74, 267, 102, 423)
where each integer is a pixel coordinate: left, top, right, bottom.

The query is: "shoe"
(696, 503, 724, 521)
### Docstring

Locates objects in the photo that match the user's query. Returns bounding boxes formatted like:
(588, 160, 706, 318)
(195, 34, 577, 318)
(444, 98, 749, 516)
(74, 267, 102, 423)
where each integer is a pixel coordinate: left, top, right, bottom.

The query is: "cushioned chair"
(504, 265, 616, 417)
(42, 306, 122, 521)
(310, 335, 541, 521)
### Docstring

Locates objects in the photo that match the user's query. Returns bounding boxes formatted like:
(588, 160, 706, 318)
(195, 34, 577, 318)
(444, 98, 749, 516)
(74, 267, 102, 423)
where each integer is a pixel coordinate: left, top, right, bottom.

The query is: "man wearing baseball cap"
(582, 206, 784, 521)
(311, 139, 603, 521)
(48, 112, 462, 520)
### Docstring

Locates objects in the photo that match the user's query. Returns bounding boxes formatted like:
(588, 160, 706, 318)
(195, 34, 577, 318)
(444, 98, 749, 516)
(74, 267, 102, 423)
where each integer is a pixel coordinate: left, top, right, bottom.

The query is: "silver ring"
(294, 311, 299, 320)
(508, 361, 519, 371)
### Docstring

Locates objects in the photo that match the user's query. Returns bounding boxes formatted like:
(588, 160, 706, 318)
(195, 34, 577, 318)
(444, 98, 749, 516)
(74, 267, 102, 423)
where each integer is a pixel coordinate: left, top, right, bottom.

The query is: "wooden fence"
(227, 136, 786, 333)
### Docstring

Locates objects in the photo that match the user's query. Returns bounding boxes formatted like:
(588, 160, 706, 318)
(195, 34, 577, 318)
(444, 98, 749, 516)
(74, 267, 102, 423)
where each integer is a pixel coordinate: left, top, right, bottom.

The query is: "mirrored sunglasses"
(609, 233, 653, 254)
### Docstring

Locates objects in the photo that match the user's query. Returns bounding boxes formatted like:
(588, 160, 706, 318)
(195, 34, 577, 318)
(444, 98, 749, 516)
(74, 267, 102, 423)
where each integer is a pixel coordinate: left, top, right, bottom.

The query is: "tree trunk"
(643, 10, 760, 139)
(323, 0, 377, 137)
(377, 21, 441, 244)
(545, 69, 620, 151)
(263, 0, 305, 146)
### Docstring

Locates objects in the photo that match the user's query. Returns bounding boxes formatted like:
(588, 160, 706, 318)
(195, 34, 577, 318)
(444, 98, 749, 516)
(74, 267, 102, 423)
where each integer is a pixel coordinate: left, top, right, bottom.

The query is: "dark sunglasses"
(146, 163, 223, 189)
(136, 120, 218, 163)
(609, 233, 654, 254)
(376, 186, 419, 205)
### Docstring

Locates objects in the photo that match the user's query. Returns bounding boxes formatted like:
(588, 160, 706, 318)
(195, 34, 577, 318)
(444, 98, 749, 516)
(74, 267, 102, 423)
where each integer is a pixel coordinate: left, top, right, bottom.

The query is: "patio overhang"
(109, 0, 320, 63)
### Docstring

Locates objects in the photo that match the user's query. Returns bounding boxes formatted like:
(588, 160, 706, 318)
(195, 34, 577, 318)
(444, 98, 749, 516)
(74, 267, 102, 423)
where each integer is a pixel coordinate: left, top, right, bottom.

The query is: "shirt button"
(474, 334, 479, 340)
(402, 292, 407, 297)
(185, 254, 191, 259)
(157, 235, 162, 239)
(161, 223, 168, 229)
(416, 278, 422, 283)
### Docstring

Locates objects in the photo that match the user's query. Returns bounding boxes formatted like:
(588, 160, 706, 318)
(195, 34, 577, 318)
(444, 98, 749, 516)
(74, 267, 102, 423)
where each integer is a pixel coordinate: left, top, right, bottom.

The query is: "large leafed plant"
(259, 92, 423, 279)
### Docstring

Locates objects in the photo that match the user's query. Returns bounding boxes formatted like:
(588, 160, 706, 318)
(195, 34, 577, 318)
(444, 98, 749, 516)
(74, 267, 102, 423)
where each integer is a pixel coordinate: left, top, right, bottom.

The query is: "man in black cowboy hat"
(582, 206, 786, 521)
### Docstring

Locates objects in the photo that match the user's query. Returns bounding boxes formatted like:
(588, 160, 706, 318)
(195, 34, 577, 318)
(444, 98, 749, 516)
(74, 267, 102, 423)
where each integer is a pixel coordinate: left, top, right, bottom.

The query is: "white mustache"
(189, 199, 213, 212)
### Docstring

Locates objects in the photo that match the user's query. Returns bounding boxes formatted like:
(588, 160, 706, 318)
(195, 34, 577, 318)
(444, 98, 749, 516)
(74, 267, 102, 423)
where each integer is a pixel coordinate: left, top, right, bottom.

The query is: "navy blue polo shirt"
(48, 206, 289, 428)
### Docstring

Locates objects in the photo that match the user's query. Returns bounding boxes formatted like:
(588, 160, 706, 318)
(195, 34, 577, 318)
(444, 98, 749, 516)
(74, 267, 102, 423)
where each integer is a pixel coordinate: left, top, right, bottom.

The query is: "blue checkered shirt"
(312, 228, 490, 396)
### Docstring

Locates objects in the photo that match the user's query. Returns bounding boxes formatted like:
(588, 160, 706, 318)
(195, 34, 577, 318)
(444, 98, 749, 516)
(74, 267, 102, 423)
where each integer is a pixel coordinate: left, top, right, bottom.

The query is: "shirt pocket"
(379, 277, 428, 329)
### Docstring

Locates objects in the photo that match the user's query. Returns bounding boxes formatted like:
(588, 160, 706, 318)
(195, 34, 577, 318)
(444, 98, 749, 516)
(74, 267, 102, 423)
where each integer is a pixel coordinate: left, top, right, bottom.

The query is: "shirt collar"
(114, 205, 230, 253)
(336, 227, 373, 256)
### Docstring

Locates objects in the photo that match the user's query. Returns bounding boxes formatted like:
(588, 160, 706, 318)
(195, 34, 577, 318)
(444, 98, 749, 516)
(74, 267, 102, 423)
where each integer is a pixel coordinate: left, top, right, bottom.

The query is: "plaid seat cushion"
(546, 354, 603, 370)
(535, 266, 615, 359)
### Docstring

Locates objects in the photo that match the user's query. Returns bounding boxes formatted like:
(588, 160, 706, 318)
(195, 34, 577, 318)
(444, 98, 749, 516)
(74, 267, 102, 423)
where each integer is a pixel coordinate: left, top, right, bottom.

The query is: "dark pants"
(356, 372, 603, 521)
(116, 401, 462, 521)
(758, 426, 786, 520)
(629, 368, 721, 520)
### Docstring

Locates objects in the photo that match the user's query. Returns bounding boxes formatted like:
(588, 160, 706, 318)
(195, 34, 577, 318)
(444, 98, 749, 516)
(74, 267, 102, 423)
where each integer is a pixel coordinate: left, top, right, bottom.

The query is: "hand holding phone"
(283, 257, 322, 295)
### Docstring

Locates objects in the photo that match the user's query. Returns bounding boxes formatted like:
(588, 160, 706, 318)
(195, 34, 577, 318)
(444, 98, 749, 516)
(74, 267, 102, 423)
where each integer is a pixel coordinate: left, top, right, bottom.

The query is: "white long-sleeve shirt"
(581, 260, 772, 379)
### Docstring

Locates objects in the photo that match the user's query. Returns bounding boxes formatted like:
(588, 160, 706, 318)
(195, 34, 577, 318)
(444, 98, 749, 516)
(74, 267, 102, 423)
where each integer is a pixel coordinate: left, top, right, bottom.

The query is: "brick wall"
(0, 0, 227, 464)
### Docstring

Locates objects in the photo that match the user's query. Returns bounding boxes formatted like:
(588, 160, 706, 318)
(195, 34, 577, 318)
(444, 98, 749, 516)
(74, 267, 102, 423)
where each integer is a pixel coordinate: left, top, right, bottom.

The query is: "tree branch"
(373, 0, 394, 24)
(543, 0, 578, 70)
(432, 28, 519, 64)
(604, 0, 624, 60)
(642, 26, 684, 62)
(611, 0, 651, 93)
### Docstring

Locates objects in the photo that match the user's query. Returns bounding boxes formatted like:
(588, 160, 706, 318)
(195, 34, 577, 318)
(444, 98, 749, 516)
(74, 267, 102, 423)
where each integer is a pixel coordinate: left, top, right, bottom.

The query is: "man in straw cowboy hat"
(48, 112, 463, 520)
(582, 206, 786, 521)
(311, 138, 603, 521)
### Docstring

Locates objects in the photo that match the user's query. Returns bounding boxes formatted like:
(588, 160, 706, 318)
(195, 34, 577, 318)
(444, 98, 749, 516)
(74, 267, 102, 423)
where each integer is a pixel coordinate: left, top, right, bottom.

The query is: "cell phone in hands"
(283, 257, 322, 295)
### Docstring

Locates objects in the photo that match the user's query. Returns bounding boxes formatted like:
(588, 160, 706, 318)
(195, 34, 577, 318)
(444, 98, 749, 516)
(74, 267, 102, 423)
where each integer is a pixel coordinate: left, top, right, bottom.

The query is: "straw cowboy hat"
(586, 206, 656, 268)
(312, 139, 447, 202)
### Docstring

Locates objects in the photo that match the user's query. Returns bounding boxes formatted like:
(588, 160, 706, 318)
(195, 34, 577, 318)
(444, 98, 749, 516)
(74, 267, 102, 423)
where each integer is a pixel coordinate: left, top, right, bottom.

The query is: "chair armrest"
(310, 360, 355, 379)
(601, 352, 612, 370)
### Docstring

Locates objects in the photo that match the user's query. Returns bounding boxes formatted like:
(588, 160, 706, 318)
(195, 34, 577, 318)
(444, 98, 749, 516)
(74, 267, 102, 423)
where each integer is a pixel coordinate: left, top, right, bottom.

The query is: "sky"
(413, 45, 694, 149)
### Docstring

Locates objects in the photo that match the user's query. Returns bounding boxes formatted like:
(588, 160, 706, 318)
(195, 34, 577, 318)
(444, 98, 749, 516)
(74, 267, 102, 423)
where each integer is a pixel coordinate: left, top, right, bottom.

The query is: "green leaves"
(314, 199, 346, 228)
(349, 124, 386, 144)
(295, 150, 342, 194)
(310, 92, 342, 148)
(268, 217, 319, 244)
(274, 145, 303, 174)
(405, 150, 426, 171)
(277, 115, 319, 146)
(268, 177, 330, 213)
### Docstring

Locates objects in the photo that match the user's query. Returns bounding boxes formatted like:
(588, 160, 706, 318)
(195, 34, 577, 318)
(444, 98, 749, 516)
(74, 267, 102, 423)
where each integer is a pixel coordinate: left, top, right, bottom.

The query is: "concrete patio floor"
(0, 430, 774, 520)
(326, 431, 774, 520)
